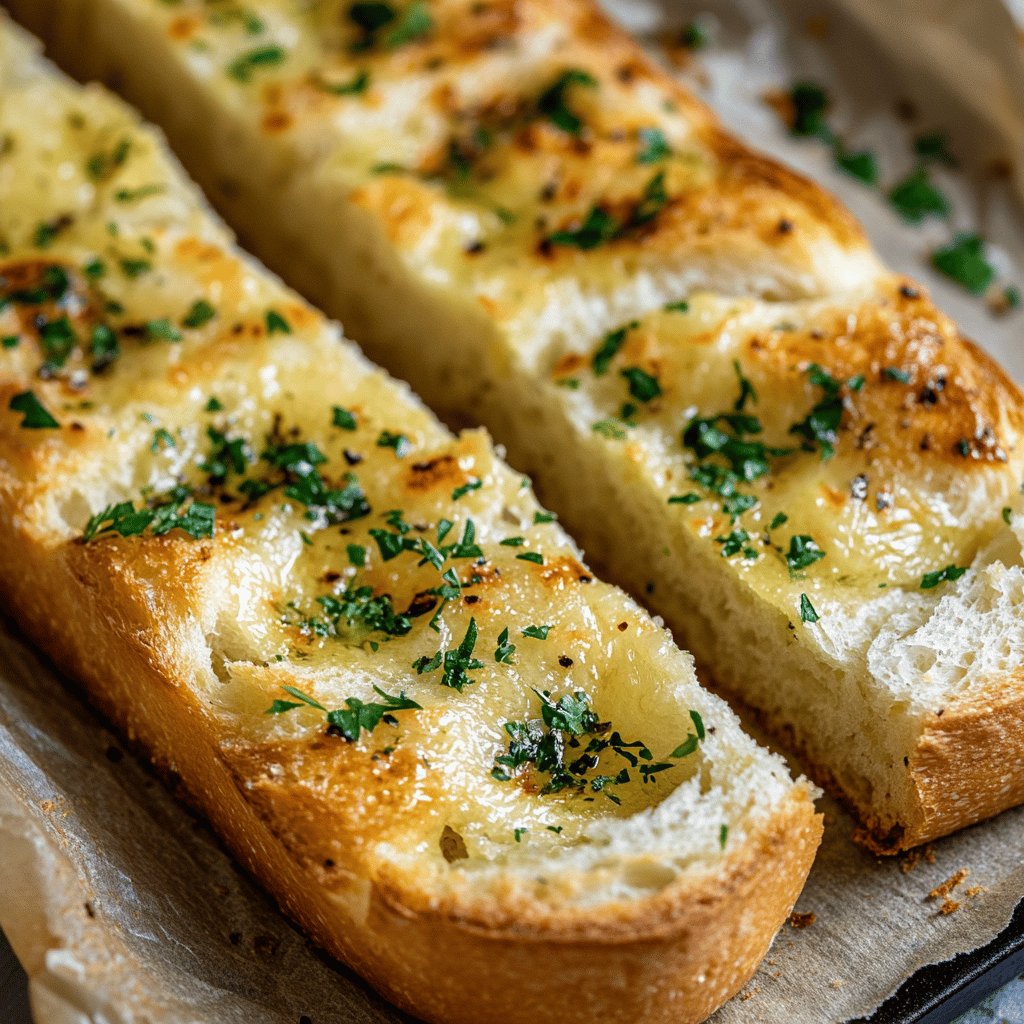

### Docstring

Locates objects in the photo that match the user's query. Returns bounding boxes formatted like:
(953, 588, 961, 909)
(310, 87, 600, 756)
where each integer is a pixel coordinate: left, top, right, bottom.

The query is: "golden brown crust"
(861, 680, 1024, 854)
(0, 507, 821, 1024)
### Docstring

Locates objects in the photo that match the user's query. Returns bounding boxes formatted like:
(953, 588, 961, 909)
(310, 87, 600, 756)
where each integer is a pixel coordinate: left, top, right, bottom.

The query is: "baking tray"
(859, 900, 1024, 1023)
(3, 909, 1021, 1024)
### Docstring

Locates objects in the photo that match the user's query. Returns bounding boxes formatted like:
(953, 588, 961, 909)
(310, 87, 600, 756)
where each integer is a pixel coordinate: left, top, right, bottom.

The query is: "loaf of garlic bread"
(14, 0, 1021, 851)
(0, 18, 820, 1024)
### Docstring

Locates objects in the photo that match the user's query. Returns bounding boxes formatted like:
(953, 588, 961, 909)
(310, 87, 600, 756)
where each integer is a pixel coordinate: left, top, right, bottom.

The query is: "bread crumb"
(939, 899, 960, 915)
(928, 868, 969, 902)
(829, 979, 844, 990)
(740, 987, 759, 1002)
(899, 843, 936, 874)
(964, 885, 986, 898)
(789, 911, 817, 929)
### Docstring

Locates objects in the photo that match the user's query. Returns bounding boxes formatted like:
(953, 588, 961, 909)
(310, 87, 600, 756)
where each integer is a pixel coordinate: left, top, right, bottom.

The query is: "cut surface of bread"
(13, 0, 1022, 851)
(0, 19, 820, 1024)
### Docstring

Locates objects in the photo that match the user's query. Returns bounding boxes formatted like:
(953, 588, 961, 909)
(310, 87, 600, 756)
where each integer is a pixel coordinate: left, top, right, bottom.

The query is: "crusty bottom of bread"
(0, 509, 822, 1024)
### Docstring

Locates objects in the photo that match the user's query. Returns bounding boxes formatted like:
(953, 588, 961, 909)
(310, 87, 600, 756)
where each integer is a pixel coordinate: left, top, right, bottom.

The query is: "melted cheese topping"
(549, 284, 1024, 625)
(107, 0, 879, 327)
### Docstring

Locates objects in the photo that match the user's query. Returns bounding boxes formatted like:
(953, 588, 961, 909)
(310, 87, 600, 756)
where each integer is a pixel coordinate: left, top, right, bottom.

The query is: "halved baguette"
(15, 0, 1022, 851)
(0, 19, 820, 1024)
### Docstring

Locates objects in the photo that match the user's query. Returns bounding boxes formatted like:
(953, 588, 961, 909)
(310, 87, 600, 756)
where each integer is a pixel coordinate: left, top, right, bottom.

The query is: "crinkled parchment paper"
(2, 2, 1023, 1022)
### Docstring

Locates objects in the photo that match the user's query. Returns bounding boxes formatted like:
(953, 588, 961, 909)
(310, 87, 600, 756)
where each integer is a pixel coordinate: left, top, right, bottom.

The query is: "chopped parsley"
(546, 171, 670, 249)
(371, 512, 480, 567)
(521, 624, 551, 640)
(145, 318, 183, 342)
(348, 1, 433, 50)
(680, 20, 711, 50)
(266, 683, 420, 742)
(494, 627, 516, 664)
(799, 593, 819, 623)
(592, 418, 627, 440)
(516, 551, 544, 565)
(376, 430, 411, 457)
(833, 146, 878, 185)
(253, 439, 371, 524)
(636, 126, 672, 164)
(119, 257, 152, 279)
(788, 364, 856, 460)
(183, 299, 216, 329)
(33, 219, 70, 249)
(716, 528, 757, 560)
(664, 300, 690, 313)
(786, 535, 825, 575)
(620, 367, 661, 403)
(492, 689, 704, 799)
(265, 309, 292, 335)
(592, 324, 632, 375)
(8, 390, 59, 429)
(151, 428, 176, 452)
(452, 478, 482, 501)
(227, 45, 286, 83)
(82, 486, 215, 542)
(888, 167, 949, 223)
(382, 0, 433, 48)
(86, 137, 131, 181)
(788, 82, 831, 140)
(920, 564, 967, 589)
(287, 585, 413, 641)
(537, 68, 597, 136)
(114, 184, 165, 204)
(317, 70, 371, 95)
(347, 543, 367, 566)
(883, 367, 911, 383)
(547, 206, 618, 250)
(914, 132, 956, 166)
(38, 317, 76, 371)
(332, 406, 357, 431)
(733, 359, 757, 411)
(413, 617, 484, 691)
(932, 234, 995, 295)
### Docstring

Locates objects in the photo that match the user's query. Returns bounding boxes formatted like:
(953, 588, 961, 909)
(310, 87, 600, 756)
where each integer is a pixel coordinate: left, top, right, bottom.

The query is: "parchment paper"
(2, 2, 1023, 1022)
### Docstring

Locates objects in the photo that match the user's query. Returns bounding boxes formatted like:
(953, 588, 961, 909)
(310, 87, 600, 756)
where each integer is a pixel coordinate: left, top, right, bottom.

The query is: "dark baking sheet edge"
(856, 897, 1024, 1023)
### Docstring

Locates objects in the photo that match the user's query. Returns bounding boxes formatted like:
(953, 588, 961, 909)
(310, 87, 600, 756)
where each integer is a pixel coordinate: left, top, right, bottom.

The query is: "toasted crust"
(870, 681, 1024, 853)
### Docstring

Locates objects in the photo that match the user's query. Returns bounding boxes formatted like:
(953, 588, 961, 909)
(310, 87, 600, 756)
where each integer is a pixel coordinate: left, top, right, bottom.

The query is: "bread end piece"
(857, 682, 1024, 854)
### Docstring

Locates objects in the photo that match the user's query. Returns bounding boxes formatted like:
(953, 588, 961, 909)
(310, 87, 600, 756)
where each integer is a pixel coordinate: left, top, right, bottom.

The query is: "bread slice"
(0, 19, 820, 1024)
(14, 0, 1021, 852)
